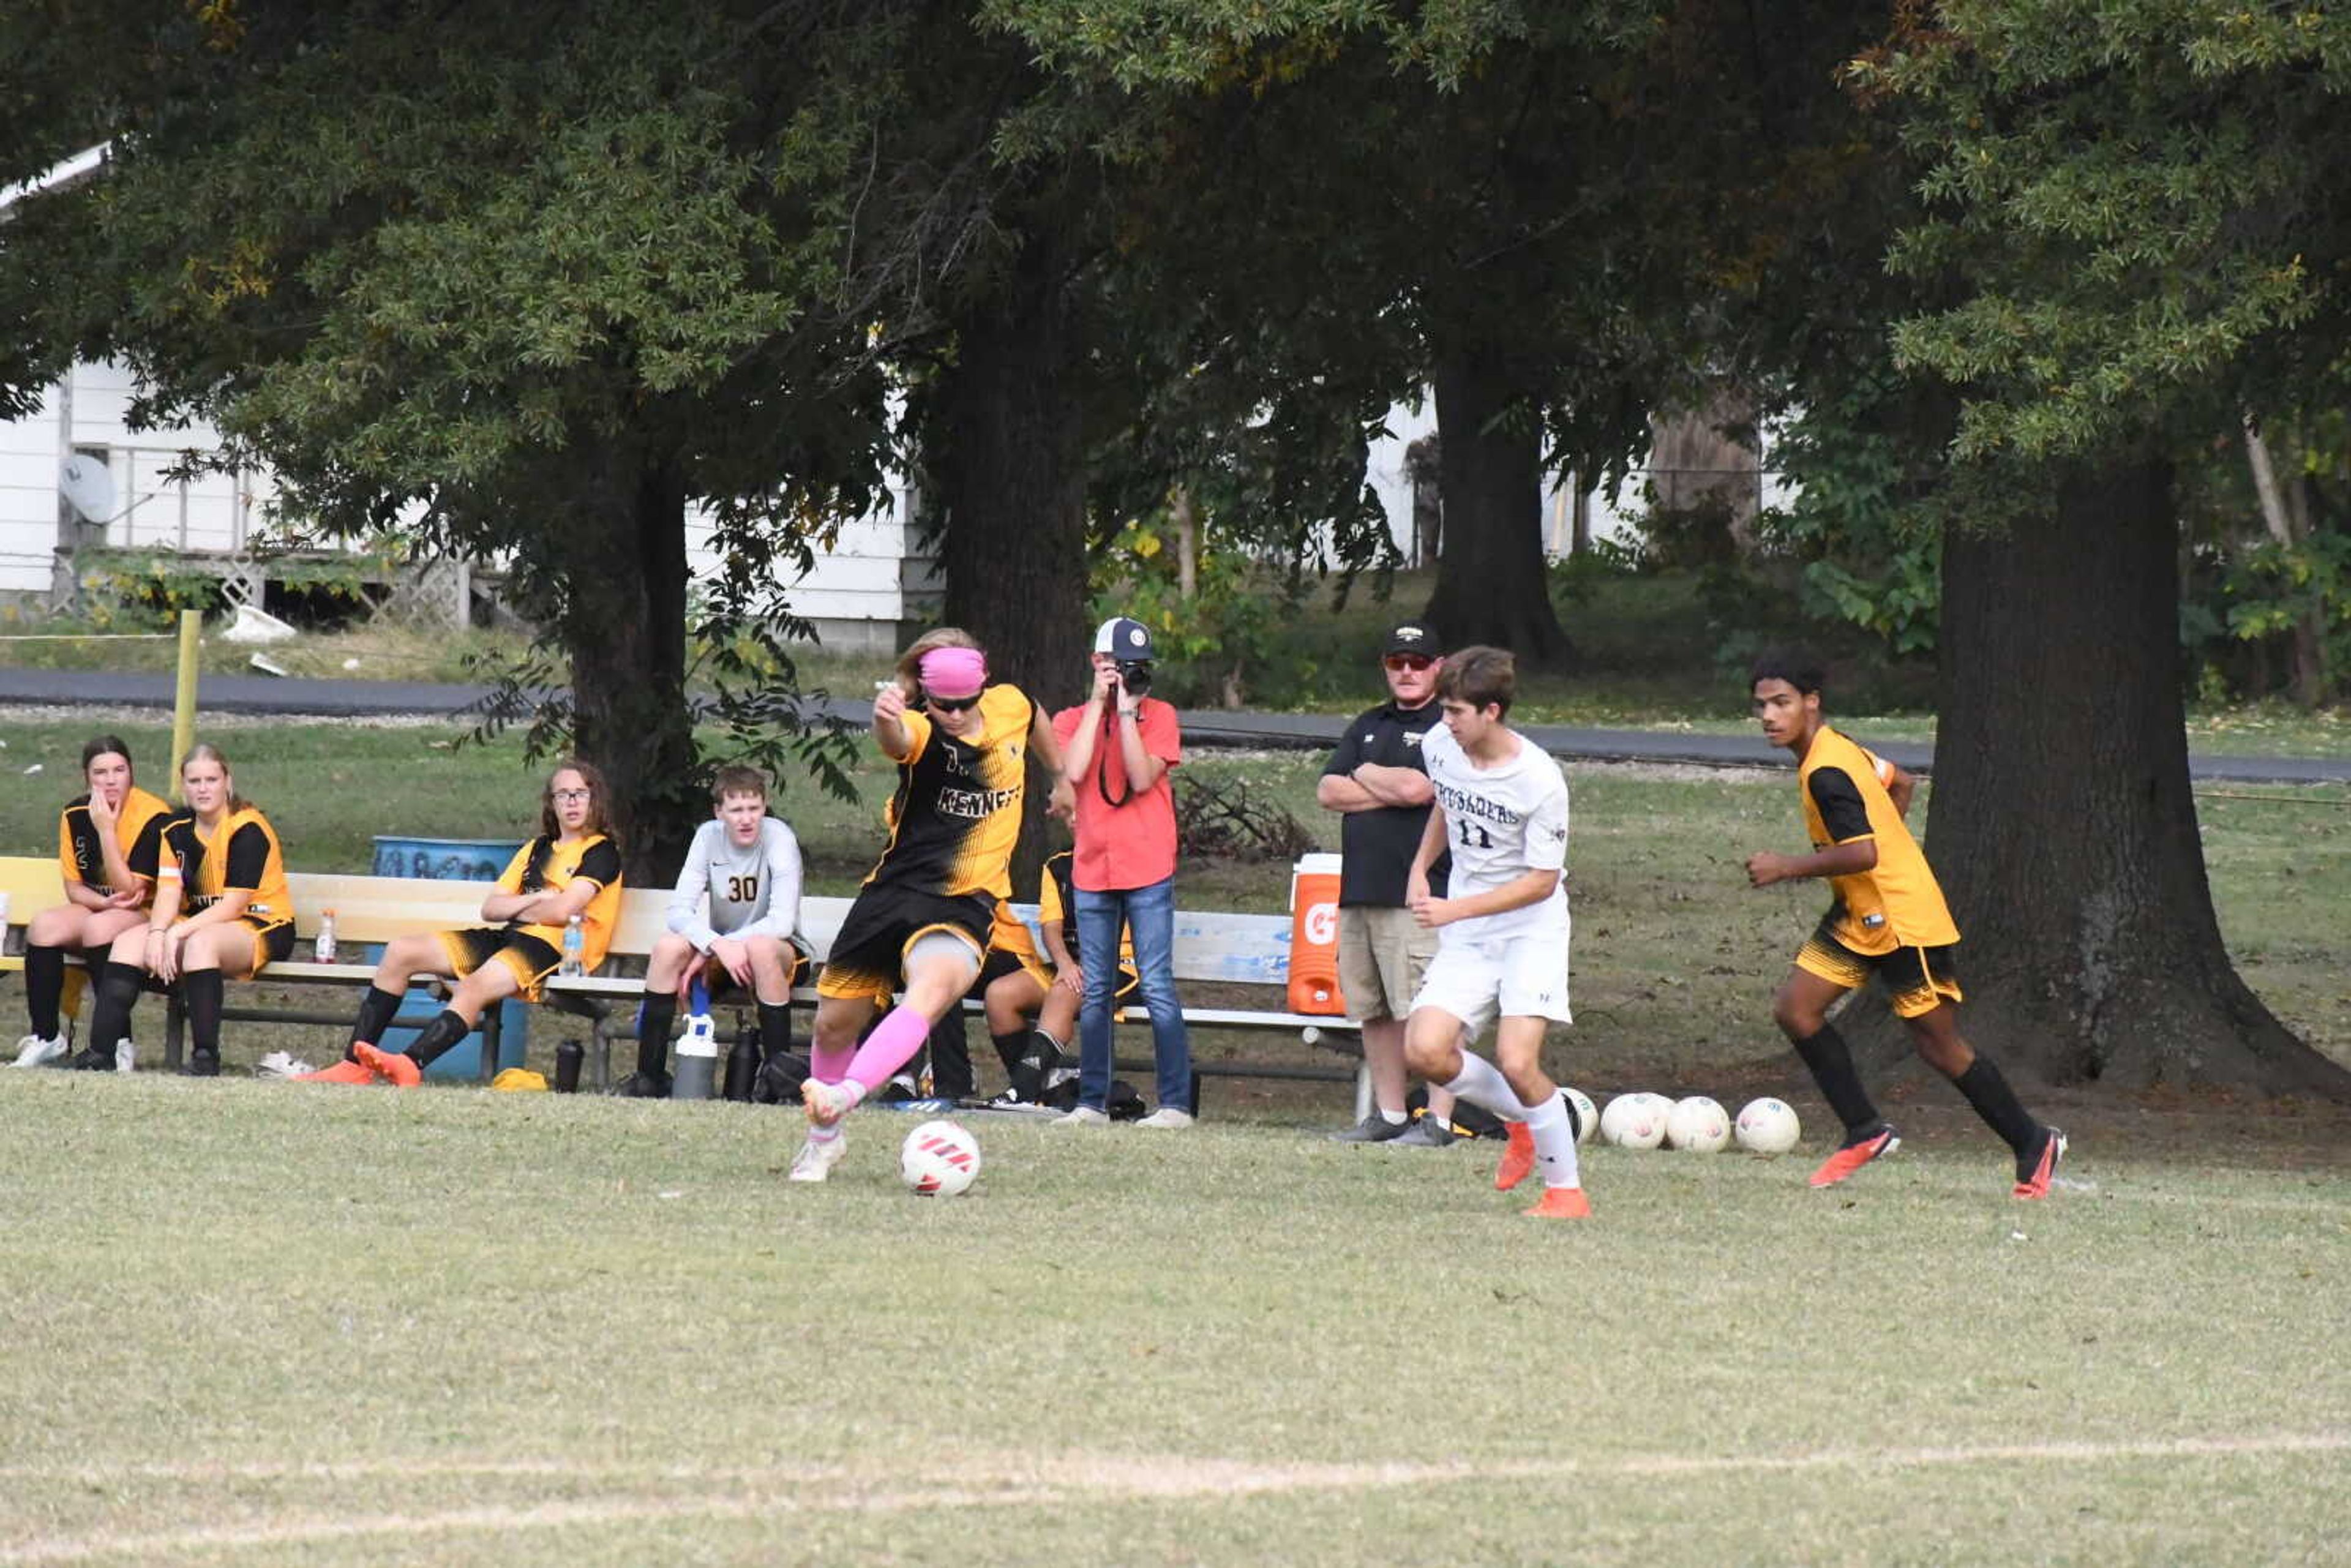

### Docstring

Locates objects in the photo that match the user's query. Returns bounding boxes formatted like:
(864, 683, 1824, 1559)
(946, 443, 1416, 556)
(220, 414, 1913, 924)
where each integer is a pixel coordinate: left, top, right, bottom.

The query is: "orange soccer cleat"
(2013, 1127, 2068, 1200)
(1807, 1124, 1899, 1189)
(1524, 1187, 1592, 1220)
(294, 1058, 377, 1086)
(352, 1041, 422, 1089)
(1494, 1122, 1536, 1191)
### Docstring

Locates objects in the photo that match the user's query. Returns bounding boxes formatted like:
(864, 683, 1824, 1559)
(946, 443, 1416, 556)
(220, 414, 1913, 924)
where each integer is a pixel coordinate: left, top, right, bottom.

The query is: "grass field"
(1, 1073, 2347, 1566)
(4, 707, 2350, 1562)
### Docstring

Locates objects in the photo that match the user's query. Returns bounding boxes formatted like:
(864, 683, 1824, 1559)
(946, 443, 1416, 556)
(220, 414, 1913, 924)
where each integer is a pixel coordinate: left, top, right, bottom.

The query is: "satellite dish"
(59, 452, 115, 523)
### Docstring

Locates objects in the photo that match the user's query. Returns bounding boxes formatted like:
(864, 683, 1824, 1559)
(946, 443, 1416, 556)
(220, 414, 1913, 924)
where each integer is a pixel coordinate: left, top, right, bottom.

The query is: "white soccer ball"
(1600, 1092, 1667, 1150)
(1562, 1087, 1598, 1146)
(900, 1119, 982, 1197)
(1734, 1097, 1802, 1156)
(1665, 1095, 1730, 1153)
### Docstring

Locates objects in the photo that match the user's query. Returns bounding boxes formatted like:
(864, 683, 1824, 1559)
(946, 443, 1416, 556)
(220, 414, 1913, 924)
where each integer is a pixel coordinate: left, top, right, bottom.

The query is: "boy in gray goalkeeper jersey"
(612, 765, 808, 1097)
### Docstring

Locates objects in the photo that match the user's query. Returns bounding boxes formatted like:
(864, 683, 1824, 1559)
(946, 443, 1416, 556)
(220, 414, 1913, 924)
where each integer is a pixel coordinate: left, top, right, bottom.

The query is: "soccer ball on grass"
(1665, 1096, 1730, 1153)
(1599, 1093, 1667, 1150)
(1734, 1097, 1801, 1155)
(900, 1119, 982, 1196)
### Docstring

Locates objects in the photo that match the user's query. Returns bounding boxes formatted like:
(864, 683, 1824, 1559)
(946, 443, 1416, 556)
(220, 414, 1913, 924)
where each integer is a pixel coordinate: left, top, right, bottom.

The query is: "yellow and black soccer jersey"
(56, 786, 173, 902)
(866, 683, 1033, 901)
(160, 806, 293, 930)
(1798, 727, 1959, 955)
(497, 833, 624, 970)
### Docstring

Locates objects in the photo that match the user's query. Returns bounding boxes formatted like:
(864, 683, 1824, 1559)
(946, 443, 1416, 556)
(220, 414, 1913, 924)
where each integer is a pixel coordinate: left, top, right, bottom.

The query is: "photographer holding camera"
(1051, 617, 1194, 1127)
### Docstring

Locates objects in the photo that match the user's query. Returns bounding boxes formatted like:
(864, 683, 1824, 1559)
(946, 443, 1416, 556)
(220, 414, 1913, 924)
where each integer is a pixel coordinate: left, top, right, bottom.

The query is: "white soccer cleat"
(787, 1133, 847, 1184)
(11, 1033, 68, 1068)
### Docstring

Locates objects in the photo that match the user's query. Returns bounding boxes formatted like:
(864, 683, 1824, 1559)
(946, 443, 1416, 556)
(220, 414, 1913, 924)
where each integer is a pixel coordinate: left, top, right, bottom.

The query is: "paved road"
(4, 667, 2347, 786)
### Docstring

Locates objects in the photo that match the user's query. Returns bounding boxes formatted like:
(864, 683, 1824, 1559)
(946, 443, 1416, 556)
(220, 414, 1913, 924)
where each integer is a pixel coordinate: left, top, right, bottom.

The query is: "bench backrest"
(2, 855, 1302, 989)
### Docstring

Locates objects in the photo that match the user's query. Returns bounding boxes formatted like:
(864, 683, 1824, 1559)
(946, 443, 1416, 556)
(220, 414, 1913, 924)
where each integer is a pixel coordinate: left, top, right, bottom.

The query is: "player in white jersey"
(1401, 646, 1589, 1219)
(613, 765, 808, 1097)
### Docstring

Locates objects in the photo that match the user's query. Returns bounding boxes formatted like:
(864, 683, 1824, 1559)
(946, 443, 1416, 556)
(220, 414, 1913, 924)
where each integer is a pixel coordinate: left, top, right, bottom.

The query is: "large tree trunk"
(926, 231, 1092, 883)
(562, 447, 697, 884)
(1925, 457, 2350, 1095)
(1423, 345, 1573, 666)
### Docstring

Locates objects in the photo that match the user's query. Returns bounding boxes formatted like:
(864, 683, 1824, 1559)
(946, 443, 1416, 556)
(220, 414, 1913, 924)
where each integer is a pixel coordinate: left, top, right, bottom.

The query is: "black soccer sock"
(990, 1029, 1029, 1076)
(756, 1001, 793, 1063)
(1792, 1024, 1883, 1137)
(181, 969, 225, 1056)
(1009, 1029, 1062, 1101)
(404, 1008, 471, 1068)
(635, 991, 678, 1079)
(928, 1011, 973, 1100)
(1951, 1055, 2040, 1157)
(24, 943, 66, 1039)
(88, 961, 146, 1054)
(350, 985, 403, 1051)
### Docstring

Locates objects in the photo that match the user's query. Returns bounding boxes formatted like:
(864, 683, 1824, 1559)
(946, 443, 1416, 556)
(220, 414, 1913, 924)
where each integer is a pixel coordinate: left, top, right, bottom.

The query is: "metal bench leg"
(163, 993, 185, 1071)
(1354, 1060, 1372, 1123)
(479, 1007, 501, 1084)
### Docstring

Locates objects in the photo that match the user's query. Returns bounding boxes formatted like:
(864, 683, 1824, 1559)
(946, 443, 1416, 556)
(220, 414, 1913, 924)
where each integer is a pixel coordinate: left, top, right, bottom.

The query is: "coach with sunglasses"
(1052, 616, 1194, 1128)
(1316, 621, 1464, 1145)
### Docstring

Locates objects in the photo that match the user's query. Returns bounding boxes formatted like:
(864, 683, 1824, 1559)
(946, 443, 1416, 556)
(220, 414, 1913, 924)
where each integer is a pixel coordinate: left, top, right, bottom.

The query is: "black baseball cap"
(1382, 622, 1442, 658)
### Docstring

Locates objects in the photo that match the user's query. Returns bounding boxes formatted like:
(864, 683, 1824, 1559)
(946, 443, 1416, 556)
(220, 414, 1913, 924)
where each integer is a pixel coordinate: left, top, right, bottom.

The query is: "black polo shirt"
(1322, 699, 1450, 906)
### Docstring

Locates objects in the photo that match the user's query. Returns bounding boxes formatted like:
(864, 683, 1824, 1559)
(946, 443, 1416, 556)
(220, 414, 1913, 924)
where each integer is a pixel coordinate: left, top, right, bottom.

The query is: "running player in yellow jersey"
(790, 630, 1065, 1182)
(1745, 652, 2066, 1199)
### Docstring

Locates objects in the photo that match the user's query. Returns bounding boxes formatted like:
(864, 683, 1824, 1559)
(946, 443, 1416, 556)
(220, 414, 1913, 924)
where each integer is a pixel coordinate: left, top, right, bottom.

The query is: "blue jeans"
(1076, 876, 1191, 1113)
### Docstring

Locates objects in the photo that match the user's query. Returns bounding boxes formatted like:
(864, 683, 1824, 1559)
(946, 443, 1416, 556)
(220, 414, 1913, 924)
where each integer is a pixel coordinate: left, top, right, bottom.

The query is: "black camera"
(1115, 659, 1154, 697)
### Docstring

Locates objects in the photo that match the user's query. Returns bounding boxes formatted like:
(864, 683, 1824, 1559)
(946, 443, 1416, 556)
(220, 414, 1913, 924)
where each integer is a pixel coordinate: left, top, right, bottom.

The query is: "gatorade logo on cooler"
(1306, 901, 1338, 946)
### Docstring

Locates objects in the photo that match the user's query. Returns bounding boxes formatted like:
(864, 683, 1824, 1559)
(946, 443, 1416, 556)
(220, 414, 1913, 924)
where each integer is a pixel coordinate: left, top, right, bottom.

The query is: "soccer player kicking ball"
(1400, 647, 1589, 1220)
(1744, 652, 2066, 1199)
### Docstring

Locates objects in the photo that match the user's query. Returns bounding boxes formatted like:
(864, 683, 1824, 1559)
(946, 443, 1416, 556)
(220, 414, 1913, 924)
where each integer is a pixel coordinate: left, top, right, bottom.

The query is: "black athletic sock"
(181, 969, 225, 1056)
(24, 944, 66, 1039)
(350, 985, 403, 1051)
(756, 1001, 793, 1063)
(928, 1011, 973, 1100)
(88, 960, 146, 1054)
(635, 991, 678, 1079)
(1952, 1055, 2039, 1157)
(1792, 1024, 1882, 1137)
(405, 1008, 471, 1067)
(990, 1029, 1029, 1076)
(1008, 1029, 1062, 1101)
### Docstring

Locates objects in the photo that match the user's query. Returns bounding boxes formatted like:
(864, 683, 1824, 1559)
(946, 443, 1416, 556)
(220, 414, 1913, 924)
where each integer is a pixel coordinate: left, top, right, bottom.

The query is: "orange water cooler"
(1286, 852, 1348, 1016)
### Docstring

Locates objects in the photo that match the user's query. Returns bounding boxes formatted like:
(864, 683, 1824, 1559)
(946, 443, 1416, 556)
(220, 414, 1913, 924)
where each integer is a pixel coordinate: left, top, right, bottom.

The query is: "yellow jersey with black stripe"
(498, 833, 624, 970)
(1798, 727, 1958, 955)
(57, 786, 173, 903)
(160, 806, 293, 931)
(867, 684, 1033, 901)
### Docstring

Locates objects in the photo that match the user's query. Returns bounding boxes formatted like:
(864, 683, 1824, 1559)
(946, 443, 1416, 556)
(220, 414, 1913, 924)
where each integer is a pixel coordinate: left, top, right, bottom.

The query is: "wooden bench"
(2, 856, 1368, 1108)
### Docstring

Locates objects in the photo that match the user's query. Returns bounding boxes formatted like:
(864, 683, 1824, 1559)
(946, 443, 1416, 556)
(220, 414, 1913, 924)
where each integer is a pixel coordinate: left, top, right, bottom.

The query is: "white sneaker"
(11, 1032, 67, 1068)
(1052, 1105, 1110, 1127)
(1136, 1108, 1195, 1130)
(787, 1132, 846, 1184)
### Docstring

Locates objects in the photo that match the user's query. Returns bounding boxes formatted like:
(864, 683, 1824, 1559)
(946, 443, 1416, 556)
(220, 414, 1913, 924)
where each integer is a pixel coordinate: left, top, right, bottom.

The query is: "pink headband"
(918, 647, 988, 699)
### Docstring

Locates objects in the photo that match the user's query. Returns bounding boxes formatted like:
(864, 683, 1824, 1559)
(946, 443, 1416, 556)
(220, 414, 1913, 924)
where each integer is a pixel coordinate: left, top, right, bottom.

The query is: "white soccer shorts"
(1408, 932, 1572, 1039)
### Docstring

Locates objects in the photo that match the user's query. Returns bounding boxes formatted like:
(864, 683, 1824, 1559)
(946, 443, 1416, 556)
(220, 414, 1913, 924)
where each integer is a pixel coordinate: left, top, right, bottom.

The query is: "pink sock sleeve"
(842, 1003, 934, 1092)
(809, 1041, 857, 1084)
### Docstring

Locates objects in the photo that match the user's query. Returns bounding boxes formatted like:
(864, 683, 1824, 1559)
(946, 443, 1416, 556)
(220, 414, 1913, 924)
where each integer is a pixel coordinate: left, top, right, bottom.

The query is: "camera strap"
(1095, 700, 1136, 809)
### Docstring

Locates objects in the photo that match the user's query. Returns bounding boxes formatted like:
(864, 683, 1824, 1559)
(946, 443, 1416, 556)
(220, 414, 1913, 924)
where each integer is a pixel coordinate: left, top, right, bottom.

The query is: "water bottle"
(670, 980, 718, 1100)
(313, 909, 338, 964)
(559, 915, 585, 977)
(553, 1038, 584, 1093)
(722, 1024, 759, 1102)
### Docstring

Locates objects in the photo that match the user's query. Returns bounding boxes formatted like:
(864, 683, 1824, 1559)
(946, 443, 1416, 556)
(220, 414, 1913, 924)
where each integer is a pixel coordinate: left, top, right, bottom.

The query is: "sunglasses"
(1384, 654, 1438, 673)
(922, 691, 981, 713)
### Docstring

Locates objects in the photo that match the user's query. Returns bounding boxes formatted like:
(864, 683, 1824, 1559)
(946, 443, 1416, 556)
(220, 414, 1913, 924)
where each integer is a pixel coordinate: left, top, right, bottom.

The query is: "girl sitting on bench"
(301, 760, 622, 1087)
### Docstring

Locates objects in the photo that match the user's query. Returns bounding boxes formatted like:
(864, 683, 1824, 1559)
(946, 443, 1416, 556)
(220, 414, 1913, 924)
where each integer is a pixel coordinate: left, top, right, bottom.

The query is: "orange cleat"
(352, 1041, 422, 1089)
(1524, 1186, 1592, 1220)
(2013, 1127, 2068, 1200)
(294, 1058, 377, 1086)
(1494, 1122, 1536, 1191)
(1808, 1124, 1899, 1188)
